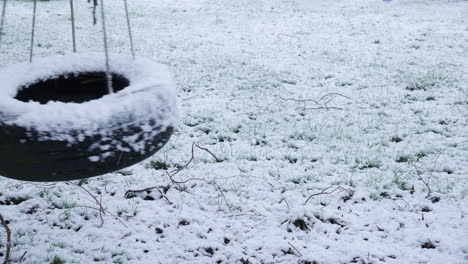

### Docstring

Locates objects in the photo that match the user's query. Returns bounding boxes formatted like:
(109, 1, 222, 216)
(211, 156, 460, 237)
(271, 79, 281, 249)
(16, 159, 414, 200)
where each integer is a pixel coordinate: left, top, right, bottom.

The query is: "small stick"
(304, 186, 346, 204)
(277, 92, 351, 111)
(125, 186, 173, 205)
(195, 144, 223, 162)
(288, 242, 303, 257)
(125, 186, 160, 196)
(318, 92, 351, 101)
(0, 214, 11, 264)
(75, 184, 106, 226)
(19, 251, 27, 263)
(169, 143, 196, 176)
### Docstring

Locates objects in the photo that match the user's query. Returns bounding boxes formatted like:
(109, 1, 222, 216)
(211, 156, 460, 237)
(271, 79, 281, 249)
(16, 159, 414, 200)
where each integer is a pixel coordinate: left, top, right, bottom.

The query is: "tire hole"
(15, 72, 129, 104)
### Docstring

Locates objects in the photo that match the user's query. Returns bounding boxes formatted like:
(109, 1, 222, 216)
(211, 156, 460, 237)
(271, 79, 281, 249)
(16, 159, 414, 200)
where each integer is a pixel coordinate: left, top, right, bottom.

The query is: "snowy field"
(1, 0, 467, 263)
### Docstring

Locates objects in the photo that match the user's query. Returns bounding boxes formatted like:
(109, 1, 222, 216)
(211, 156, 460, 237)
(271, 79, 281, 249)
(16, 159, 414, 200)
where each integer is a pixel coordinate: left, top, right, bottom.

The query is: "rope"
(70, 0, 76, 52)
(29, 0, 37, 63)
(99, 0, 113, 94)
(123, 0, 135, 59)
(89, 0, 97, 25)
(0, 0, 7, 48)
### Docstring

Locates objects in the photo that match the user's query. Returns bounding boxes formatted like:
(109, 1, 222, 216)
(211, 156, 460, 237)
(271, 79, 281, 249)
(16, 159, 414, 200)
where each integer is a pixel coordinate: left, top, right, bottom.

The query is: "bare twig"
(124, 143, 232, 213)
(166, 173, 234, 214)
(72, 184, 128, 228)
(168, 143, 222, 177)
(125, 186, 173, 205)
(298, 106, 343, 111)
(19, 251, 27, 263)
(277, 92, 351, 111)
(73, 205, 128, 228)
(213, 183, 233, 214)
(153, 188, 173, 205)
(75, 184, 105, 226)
(318, 92, 351, 101)
(195, 144, 223, 162)
(411, 163, 431, 198)
(304, 186, 347, 204)
(166, 171, 185, 191)
(162, 143, 232, 213)
(230, 210, 265, 217)
(169, 143, 196, 177)
(277, 33, 301, 43)
(411, 150, 444, 198)
(167, 175, 209, 185)
(288, 242, 303, 257)
(277, 95, 320, 104)
(0, 214, 11, 264)
(101, 210, 128, 228)
(125, 186, 160, 196)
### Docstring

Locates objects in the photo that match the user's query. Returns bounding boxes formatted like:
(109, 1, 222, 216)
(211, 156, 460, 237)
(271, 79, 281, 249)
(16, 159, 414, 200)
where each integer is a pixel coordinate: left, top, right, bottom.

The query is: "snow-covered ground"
(1, 0, 467, 263)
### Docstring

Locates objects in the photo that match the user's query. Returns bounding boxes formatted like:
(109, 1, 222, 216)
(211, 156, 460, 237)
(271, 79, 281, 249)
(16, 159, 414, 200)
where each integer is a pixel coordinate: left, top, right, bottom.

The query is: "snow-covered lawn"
(1, 0, 467, 263)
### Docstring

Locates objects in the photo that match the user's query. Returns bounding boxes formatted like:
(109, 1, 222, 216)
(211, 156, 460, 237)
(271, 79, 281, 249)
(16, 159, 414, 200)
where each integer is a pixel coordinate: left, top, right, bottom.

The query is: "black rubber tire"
(0, 54, 176, 182)
(0, 121, 173, 182)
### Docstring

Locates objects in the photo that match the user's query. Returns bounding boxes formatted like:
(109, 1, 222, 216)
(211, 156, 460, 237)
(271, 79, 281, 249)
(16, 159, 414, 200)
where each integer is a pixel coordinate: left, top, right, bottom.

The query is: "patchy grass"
(406, 71, 446, 91)
(0, 0, 466, 263)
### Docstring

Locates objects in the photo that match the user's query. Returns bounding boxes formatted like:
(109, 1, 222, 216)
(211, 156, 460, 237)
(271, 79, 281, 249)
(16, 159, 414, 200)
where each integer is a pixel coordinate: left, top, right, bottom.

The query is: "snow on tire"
(0, 53, 177, 182)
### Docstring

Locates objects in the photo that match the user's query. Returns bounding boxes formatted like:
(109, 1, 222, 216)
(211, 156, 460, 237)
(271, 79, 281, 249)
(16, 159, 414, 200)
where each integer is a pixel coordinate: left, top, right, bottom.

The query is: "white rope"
(99, 0, 113, 94)
(70, 0, 76, 52)
(0, 0, 7, 48)
(29, 0, 37, 63)
(123, 0, 135, 59)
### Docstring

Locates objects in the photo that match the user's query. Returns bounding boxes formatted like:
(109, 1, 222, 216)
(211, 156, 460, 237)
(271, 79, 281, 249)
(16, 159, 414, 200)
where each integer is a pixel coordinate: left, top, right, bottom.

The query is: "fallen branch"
(288, 242, 303, 257)
(304, 186, 348, 204)
(19, 251, 27, 263)
(166, 143, 232, 213)
(75, 184, 106, 226)
(125, 143, 231, 213)
(71, 184, 127, 228)
(0, 214, 11, 264)
(318, 92, 351, 101)
(169, 143, 196, 177)
(125, 186, 173, 205)
(169, 143, 222, 176)
(277, 92, 351, 111)
(167, 173, 235, 214)
(277, 33, 302, 43)
(298, 106, 343, 111)
(195, 144, 223, 163)
(411, 150, 444, 198)
(411, 163, 432, 198)
(277, 95, 320, 105)
(77, 205, 128, 228)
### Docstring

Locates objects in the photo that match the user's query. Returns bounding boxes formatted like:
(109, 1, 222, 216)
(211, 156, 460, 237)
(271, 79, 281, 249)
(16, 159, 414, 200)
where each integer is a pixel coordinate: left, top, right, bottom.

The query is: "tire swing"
(0, 0, 177, 182)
